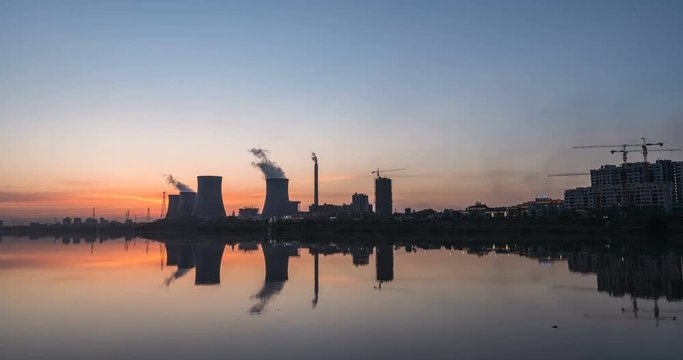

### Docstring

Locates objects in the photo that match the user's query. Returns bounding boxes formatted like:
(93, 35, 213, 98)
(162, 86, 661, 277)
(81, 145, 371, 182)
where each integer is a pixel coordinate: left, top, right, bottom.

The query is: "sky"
(1, 0, 682, 223)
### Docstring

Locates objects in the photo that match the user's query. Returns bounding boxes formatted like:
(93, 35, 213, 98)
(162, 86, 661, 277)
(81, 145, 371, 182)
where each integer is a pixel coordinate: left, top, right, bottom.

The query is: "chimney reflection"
(249, 242, 296, 315)
(313, 251, 319, 308)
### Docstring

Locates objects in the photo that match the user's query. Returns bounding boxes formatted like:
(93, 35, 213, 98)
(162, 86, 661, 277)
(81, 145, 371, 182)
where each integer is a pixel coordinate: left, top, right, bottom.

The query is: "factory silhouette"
(162, 149, 392, 221)
(155, 138, 683, 224)
(3, 138, 682, 228)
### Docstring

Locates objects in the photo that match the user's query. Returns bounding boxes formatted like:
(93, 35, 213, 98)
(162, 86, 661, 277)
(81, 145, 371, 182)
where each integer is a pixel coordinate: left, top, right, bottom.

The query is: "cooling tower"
(178, 192, 197, 218)
(262, 242, 291, 281)
(177, 245, 195, 269)
(165, 244, 179, 266)
(262, 178, 291, 218)
(166, 195, 180, 219)
(193, 176, 226, 220)
(193, 242, 225, 285)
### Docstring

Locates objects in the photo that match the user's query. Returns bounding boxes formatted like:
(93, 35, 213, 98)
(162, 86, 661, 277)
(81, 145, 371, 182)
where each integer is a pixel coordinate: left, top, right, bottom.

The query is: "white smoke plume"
(249, 148, 286, 179)
(165, 175, 193, 192)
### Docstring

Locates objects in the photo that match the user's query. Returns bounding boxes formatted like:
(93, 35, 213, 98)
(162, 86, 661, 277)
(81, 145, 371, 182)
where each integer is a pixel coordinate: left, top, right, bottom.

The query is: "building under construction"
(375, 177, 393, 217)
(565, 159, 683, 213)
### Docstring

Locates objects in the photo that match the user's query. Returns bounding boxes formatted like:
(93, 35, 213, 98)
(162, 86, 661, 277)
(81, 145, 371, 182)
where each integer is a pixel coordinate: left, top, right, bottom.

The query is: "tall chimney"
(178, 192, 197, 218)
(165, 195, 180, 219)
(262, 178, 291, 218)
(193, 176, 227, 220)
(312, 153, 319, 210)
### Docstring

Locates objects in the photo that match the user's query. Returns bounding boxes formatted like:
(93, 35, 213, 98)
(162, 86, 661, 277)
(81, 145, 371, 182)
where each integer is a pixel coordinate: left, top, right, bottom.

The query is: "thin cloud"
(0, 191, 66, 203)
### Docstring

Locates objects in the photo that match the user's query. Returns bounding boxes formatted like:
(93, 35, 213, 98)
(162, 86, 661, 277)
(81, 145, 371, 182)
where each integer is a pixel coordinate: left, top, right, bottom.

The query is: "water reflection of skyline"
(3, 235, 681, 360)
(6, 235, 683, 309)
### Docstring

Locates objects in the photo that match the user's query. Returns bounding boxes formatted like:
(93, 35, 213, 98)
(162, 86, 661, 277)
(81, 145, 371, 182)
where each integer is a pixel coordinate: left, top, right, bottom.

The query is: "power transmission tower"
(160, 191, 166, 219)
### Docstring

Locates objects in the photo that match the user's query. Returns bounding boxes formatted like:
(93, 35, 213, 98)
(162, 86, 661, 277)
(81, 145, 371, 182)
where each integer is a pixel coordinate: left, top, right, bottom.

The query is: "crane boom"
(573, 144, 639, 149)
(547, 173, 590, 177)
(371, 168, 406, 178)
(574, 137, 669, 163)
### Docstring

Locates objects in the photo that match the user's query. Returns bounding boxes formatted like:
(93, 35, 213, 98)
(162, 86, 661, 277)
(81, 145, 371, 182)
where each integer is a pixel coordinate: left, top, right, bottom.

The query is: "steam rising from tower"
(249, 148, 285, 179)
(250, 148, 296, 218)
(192, 176, 226, 220)
(165, 175, 193, 192)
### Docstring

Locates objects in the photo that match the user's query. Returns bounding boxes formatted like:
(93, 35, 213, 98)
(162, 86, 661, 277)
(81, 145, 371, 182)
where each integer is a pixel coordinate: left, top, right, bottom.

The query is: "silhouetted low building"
(465, 202, 490, 217)
(312, 203, 351, 216)
(350, 193, 371, 213)
(508, 197, 563, 218)
(238, 207, 259, 220)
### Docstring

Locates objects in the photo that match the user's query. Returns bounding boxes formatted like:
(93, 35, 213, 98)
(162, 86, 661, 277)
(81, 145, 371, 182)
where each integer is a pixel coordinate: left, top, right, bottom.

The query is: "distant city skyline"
(2, 0, 683, 223)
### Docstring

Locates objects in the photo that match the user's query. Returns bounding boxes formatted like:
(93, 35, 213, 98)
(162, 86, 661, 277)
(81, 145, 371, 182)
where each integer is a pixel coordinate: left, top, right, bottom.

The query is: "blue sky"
(1, 0, 682, 221)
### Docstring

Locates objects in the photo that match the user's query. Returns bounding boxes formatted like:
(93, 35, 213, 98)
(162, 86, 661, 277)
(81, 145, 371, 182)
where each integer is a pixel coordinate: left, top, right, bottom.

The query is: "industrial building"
(375, 177, 393, 217)
(564, 160, 683, 213)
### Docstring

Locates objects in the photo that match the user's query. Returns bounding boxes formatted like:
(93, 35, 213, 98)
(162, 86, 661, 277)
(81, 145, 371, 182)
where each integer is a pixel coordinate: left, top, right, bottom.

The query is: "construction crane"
(547, 172, 590, 177)
(611, 147, 681, 164)
(573, 137, 666, 163)
(371, 168, 406, 178)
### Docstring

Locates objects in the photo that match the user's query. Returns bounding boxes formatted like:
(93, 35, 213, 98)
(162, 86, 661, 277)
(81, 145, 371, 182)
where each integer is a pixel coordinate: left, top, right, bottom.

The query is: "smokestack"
(263, 178, 291, 218)
(193, 176, 226, 220)
(312, 153, 318, 210)
(178, 192, 197, 218)
(165, 195, 180, 219)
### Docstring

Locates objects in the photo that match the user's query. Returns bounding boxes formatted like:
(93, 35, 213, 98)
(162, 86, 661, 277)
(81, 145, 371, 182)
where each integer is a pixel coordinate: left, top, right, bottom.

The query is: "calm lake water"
(1, 235, 682, 360)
